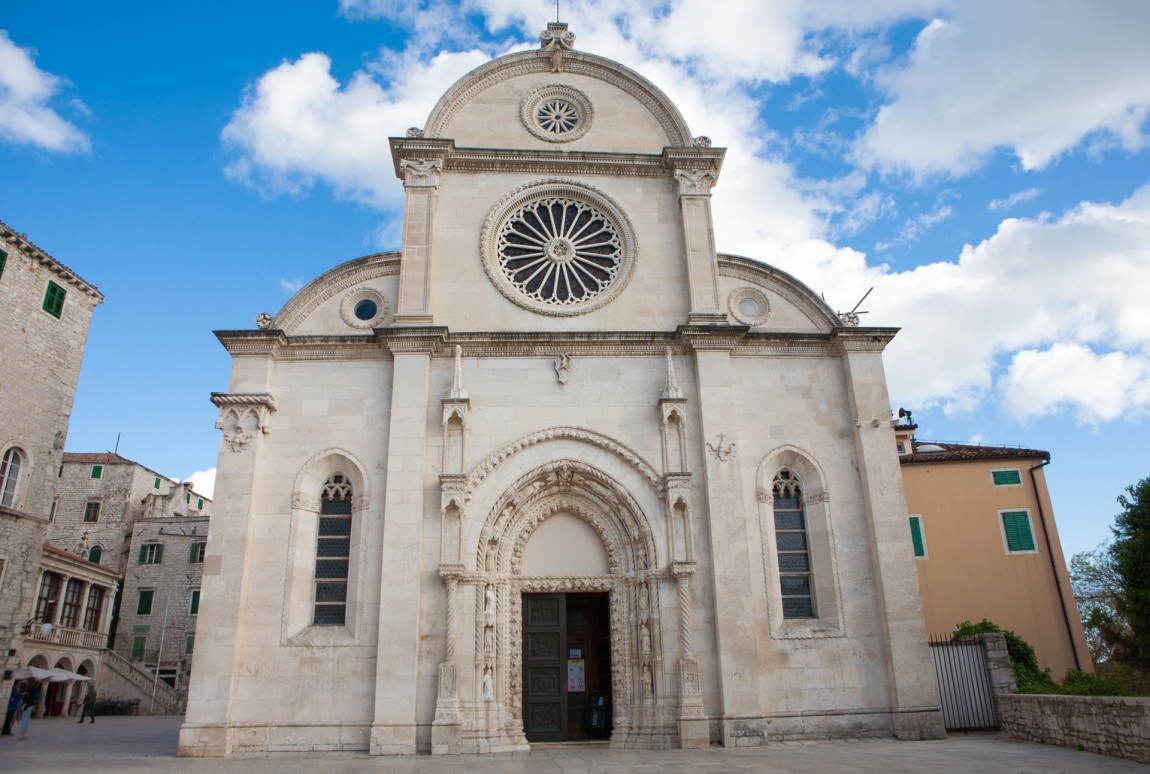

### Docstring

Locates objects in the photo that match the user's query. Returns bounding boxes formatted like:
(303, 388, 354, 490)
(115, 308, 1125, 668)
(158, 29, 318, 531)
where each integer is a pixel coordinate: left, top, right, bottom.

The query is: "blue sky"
(2, 1, 1148, 558)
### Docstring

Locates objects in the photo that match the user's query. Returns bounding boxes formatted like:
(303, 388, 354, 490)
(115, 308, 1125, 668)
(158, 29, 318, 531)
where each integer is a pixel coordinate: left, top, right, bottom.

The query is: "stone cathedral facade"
(178, 24, 945, 757)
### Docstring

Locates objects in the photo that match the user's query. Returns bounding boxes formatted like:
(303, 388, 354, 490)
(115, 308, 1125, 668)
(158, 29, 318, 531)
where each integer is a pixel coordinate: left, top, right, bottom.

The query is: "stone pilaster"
(687, 335, 764, 746)
(394, 156, 445, 325)
(370, 335, 436, 755)
(836, 331, 946, 740)
(178, 375, 276, 757)
(665, 147, 726, 325)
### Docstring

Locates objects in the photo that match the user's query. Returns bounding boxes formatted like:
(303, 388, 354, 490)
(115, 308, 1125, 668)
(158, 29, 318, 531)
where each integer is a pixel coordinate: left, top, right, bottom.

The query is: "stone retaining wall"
(999, 693, 1150, 765)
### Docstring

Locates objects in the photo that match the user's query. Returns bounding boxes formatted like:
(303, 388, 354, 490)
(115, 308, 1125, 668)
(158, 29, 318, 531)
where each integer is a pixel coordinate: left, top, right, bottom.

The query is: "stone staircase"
(102, 648, 182, 714)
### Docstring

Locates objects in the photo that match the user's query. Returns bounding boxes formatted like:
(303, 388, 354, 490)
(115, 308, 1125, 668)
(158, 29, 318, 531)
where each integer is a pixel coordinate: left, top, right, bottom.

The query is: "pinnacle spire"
(446, 345, 467, 400)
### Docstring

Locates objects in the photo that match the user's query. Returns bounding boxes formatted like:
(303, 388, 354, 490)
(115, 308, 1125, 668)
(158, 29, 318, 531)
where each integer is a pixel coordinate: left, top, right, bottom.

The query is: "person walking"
(15, 681, 39, 742)
(2, 682, 24, 736)
(77, 685, 97, 724)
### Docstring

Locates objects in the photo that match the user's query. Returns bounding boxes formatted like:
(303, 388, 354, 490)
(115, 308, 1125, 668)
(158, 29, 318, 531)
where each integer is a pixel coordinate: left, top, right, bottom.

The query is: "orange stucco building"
(895, 425, 1091, 678)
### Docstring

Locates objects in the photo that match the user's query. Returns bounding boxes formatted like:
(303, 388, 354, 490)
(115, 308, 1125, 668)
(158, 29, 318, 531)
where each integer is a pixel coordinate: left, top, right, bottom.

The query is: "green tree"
(1107, 476, 1150, 671)
(1069, 546, 1123, 664)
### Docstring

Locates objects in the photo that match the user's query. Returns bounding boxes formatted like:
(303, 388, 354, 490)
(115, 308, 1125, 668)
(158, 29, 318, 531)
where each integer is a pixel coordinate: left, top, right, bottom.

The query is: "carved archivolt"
(271, 252, 400, 334)
(423, 49, 693, 146)
(466, 425, 661, 495)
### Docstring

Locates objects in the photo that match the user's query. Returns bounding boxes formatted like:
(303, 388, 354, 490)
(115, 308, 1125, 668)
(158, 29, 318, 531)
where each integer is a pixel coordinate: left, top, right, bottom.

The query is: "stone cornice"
(214, 328, 905, 360)
(829, 327, 900, 354)
(0, 220, 104, 302)
(210, 392, 278, 411)
(390, 137, 689, 179)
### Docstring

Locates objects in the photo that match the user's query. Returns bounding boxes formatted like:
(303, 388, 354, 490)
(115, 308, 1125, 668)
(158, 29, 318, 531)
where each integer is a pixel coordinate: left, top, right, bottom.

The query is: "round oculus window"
(728, 287, 770, 326)
(340, 287, 388, 329)
(481, 179, 637, 316)
(521, 84, 594, 143)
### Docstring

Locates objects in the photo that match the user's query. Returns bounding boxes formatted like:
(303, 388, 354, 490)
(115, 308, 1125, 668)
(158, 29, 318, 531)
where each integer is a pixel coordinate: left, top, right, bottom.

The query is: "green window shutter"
(131, 636, 147, 660)
(993, 469, 1022, 486)
(190, 589, 200, 615)
(91, 465, 102, 479)
(138, 544, 147, 563)
(189, 542, 198, 562)
(1003, 511, 1036, 552)
(154, 476, 161, 489)
(58, 464, 63, 478)
(154, 544, 163, 563)
(185, 635, 195, 655)
(185, 493, 191, 504)
(42, 281, 66, 317)
(909, 517, 926, 557)
(197, 498, 204, 510)
(137, 589, 153, 615)
(0, 248, 7, 280)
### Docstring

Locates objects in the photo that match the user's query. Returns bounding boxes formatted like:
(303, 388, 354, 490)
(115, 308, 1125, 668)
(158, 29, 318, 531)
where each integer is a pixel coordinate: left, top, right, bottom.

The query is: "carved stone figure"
(640, 623, 652, 657)
(642, 664, 653, 697)
(484, 625, 495, 656)
(554, 354, 572, 384)
(482, 668, 494, 701)
(484, 585, 497, 615)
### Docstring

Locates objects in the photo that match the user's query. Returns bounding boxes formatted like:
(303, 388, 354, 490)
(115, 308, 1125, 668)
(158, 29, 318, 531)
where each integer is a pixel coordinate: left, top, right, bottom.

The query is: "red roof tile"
(899, 441, 1049, 465)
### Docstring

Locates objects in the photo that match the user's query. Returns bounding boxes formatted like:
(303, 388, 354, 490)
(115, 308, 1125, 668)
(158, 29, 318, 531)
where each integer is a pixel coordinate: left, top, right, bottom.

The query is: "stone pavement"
(0, 716, 1140, 773)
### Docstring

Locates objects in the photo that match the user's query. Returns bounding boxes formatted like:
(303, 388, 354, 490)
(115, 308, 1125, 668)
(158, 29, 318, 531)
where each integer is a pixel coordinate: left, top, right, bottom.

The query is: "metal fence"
(928, 633, 998, 730)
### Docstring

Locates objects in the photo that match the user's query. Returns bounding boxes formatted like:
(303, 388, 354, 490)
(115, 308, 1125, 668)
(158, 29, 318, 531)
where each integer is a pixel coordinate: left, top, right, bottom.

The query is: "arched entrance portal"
(469, 459, 674, 749)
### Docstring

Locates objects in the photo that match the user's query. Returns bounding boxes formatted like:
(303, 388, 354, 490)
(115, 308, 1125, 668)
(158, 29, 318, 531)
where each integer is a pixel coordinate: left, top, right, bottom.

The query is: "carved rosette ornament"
(211, 393, 277, 452)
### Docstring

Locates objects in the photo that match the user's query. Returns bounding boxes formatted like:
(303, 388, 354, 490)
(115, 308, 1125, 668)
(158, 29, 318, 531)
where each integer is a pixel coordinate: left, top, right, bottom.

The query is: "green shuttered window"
(185, 635, 195, 655)
(1002, 511, 1036, 552)
(42, 281, 66, 318)
(131, 636, 147, 661)
(91, 465, 103, 479)
(139, 543, 163, 564)
(992, 469, 1022, 486)
(189, 589, 200, 615)
(909, 516, 926, 558)
(189, 541, 206, 563)
(137, 589, 154, 615)
(0, 248, 7, 280)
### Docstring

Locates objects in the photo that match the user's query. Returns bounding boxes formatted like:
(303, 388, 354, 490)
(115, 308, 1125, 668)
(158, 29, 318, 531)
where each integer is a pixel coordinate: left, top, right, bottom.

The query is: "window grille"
(772, 469, 815, 618)
(60, 578, 85, 628)
(0, 447, 24, 508)
(83, 586, 105, 632)
(314, 473, 352, 626)
(83, 501, 101, 522)
(36, 572, 61, 622)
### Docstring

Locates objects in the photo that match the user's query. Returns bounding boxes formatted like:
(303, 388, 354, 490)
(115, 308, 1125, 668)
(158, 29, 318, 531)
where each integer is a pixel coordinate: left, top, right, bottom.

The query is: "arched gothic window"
(314, 473, 352, 626)
(0, 447, 25, 508)
(772, 469, 815, 619)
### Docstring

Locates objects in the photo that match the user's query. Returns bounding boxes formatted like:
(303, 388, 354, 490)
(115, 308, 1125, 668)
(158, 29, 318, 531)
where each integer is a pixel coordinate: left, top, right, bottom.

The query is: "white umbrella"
(47, 668, 90, 682)
(10, 666, 54, 682)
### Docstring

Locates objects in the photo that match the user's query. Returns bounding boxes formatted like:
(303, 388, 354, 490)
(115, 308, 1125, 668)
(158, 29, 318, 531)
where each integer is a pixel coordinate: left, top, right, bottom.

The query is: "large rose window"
(482, 180, 637, 316)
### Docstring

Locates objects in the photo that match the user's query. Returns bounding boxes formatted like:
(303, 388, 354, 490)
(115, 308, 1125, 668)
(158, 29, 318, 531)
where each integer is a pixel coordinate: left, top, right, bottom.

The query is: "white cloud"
(184, 468, 216, 500)
(1002, 344, 1150, 424)
(856, 1, 1150, 176)
(874, 204, 954, 250)
(989, 188, 1041, 211)
(280, 277, 305, 293)
(221, 47, 490, 207)
(0, 30, 89, 153)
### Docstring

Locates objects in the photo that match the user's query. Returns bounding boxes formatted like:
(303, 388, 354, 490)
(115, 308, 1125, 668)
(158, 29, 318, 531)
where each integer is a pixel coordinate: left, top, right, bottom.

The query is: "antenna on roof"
(113, 432, 121, 455)
(836, 287, 873, 327)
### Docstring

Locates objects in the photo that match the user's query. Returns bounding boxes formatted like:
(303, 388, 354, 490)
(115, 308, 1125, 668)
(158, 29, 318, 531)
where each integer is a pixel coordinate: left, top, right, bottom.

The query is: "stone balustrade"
(999, 693, 1150, 765)
(28, 623, 107, 650)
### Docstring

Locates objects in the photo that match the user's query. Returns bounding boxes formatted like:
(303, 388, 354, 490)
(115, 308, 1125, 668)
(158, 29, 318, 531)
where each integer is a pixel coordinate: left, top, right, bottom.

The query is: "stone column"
(432, 569, 462, 754)
(371, 336, 435, 755)
(836, 332, 946, 740)
(689, 339, 764, 746)
(670, 154, 727, 325)
(34, 678, 49, 717)
(393, 158, 443, 325)
(177, 377, 277, 757)
(672, 562, 707, 748)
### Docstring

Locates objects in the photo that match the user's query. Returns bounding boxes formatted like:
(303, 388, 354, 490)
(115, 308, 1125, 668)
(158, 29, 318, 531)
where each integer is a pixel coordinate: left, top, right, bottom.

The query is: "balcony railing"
(28, 625, 108, 650)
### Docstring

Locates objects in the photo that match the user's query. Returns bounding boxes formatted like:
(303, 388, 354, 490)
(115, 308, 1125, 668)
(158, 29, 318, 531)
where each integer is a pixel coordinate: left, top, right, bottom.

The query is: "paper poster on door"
(567, 659, 585, 692)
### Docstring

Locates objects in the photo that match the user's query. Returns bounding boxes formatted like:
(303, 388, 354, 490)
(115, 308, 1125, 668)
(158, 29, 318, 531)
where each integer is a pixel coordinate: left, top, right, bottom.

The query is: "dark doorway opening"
(523, 592, 612, 743)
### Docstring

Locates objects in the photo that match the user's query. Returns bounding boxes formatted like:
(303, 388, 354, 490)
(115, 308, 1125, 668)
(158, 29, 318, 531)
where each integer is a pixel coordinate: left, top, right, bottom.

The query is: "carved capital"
(400, 158, 443, 188)
(670, 561, 696, 580)
(673, 167, 717, 197)
(352, 494, 371, 513)
(803, 487, 830, 505)
(292, 492, 321, 513)
(210, 393, 277, 452)
(756, 487, 771, 503)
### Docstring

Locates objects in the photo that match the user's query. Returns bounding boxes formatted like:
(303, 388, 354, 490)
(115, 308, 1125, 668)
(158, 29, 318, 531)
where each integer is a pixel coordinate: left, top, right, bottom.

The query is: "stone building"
(20, 544, 118, 716)
(0, 220, 102, 696)
(894, 424, 1091, 677)
(115, 511, 209, 696)
(49, 452, 209, 574)
(180, 24, 944, 757)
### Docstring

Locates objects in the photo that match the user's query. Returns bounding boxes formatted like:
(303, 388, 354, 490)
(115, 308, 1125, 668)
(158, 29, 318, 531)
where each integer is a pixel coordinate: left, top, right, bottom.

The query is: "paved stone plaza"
(0, 717, 1140, 772)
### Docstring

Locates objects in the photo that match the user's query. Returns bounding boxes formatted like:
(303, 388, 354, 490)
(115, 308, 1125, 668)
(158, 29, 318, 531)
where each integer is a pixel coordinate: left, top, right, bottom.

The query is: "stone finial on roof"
(661, 347, 683, 400)
(446, 345, 467, 400)
(541, 22, 576, 72)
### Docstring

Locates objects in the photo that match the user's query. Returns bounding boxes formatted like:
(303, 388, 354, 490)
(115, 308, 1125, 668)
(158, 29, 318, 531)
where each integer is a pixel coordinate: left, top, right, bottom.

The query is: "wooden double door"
(522, 592, 611, 742)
